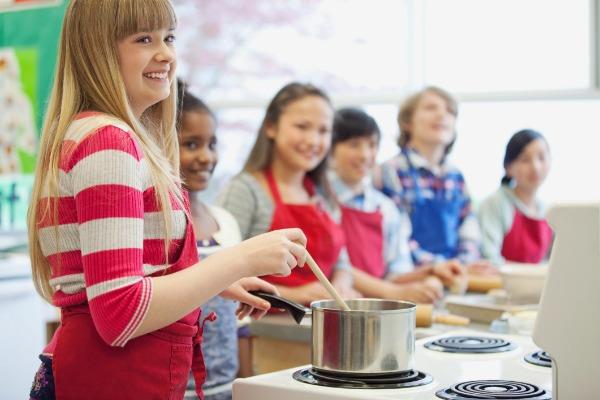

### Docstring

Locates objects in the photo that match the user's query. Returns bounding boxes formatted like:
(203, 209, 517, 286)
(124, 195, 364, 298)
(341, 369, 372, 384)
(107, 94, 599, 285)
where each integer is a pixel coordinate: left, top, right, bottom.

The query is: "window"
(174, 0, 411, 102)
(455, 99, 600, 203)
(175, 0, 600, 206)
(421, 0, 592, 92)
(366, 100, 600, 204)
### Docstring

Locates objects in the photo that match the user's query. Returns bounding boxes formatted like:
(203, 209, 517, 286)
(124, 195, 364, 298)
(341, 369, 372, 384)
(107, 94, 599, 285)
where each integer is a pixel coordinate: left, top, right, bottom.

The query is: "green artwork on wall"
(0, 1, 67, 231)
(0, 1, 67, 131)
(0, 175, 34, 231)
(14, 48, 38, 119)
(14, 48, 38, 174)
(0, 47, 38, 174)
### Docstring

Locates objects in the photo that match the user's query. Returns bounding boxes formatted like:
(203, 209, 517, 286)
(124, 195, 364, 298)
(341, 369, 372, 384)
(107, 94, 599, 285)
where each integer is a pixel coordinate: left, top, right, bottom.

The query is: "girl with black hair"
(328, 107, 442, 303)
(177, 81, 276, 400)
(478, 129, 552, 265)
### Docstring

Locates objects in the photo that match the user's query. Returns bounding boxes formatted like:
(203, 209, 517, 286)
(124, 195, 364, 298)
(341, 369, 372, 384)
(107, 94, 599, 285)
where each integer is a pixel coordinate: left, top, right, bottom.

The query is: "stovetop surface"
(233, 330, 552, 400)
(293, 367, 433, 389)
(424, 335, 517, 354)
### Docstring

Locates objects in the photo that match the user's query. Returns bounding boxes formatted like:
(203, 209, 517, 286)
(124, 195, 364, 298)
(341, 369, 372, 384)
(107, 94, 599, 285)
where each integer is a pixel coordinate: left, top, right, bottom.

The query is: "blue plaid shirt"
(328, 170, 414, 276)
(372, 148, 482, 266)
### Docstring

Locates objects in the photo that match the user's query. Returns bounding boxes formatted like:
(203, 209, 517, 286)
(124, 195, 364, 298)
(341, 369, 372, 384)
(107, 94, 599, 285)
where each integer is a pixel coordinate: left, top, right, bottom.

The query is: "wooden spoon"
(304, 252, 351, 311)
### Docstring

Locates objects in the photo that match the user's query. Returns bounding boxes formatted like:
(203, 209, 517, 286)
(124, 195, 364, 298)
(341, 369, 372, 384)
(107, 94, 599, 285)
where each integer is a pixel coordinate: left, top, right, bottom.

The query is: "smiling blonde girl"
(28, 2, 306, 399)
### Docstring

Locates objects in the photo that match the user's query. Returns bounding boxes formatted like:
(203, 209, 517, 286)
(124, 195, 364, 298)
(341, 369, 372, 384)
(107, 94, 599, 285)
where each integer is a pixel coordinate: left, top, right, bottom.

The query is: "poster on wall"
(0, 0, 61, 12)
(0, 47, 37, 231)
(1, 0, 66, 232)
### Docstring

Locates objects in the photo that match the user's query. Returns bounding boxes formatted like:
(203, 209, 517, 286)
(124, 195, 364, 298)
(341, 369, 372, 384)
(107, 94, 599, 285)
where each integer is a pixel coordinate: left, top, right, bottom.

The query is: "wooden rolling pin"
(467, 274, 503, 293)
(416, 304, 470, 327)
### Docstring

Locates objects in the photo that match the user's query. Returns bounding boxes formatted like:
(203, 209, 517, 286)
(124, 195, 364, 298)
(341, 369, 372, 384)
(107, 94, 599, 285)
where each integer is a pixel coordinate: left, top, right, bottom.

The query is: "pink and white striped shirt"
(39, 112, 191, 347)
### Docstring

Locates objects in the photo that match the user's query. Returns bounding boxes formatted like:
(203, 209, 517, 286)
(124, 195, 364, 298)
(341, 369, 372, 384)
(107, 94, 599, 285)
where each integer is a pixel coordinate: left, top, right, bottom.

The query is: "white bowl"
(507, 310, 538, 335)
(499, 263, 548, 302)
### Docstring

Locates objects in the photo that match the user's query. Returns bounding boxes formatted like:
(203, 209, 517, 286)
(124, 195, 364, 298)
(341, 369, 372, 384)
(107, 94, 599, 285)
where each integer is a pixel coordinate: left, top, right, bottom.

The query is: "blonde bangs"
(113, 0, 177, 40)
(29, 0, 182, 302)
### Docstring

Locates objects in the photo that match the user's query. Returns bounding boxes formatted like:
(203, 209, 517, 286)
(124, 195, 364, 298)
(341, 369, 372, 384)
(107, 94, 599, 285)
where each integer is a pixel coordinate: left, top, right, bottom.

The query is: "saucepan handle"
(249, 290, 311, 324)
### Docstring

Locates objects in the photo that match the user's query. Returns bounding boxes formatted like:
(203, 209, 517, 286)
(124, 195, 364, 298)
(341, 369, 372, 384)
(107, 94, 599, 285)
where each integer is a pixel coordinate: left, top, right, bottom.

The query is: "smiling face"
(178, 111, 218, 192)
(332, 134, 378, 186)
(116, 28, 176, 117)
(266, 95, 333, 173)
(506, 138, 551, 193)
(405, 91, 456, 148)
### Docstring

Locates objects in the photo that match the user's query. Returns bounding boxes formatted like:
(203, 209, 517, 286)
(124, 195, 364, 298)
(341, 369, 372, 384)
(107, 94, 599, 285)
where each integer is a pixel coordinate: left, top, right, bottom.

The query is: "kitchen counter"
(250, 314, 311, 342)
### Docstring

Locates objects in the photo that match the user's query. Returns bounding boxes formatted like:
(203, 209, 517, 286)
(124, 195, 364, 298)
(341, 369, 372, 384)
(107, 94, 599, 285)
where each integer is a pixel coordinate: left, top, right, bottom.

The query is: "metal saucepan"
(251, 291, 416, 375)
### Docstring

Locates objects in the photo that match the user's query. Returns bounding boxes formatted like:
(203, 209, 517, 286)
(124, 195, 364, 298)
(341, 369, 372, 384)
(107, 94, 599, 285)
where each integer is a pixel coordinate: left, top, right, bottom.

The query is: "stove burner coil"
(524, 350, 552, 368)
(292, 368, 433, 389)
(436, 380, 552, 399)
(424, 336, 516, 354)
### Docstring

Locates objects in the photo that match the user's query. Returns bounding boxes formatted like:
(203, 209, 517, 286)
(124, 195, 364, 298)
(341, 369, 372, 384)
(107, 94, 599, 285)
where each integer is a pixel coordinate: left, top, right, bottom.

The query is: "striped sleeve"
(69, 125, 152, 347)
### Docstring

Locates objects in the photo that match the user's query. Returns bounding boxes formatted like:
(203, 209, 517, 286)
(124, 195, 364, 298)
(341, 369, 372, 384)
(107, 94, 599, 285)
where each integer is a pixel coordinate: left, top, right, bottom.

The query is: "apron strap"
(302, 175, 316, 197)
(192, 311, 217, 399)
(401, 147, 424, 204)
(265, 168, 318, 204)
(265, 169, 284, 204)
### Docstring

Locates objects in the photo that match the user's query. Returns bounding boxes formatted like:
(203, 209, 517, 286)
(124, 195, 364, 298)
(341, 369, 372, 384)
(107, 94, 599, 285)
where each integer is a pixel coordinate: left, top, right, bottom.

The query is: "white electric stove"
(234, 203, 600, 399)
(233, 329, 552, 400)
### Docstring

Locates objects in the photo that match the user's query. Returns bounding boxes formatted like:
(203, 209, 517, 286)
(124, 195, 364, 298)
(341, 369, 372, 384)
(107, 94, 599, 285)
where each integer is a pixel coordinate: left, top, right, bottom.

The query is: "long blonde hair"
(28, 0, 182, 301)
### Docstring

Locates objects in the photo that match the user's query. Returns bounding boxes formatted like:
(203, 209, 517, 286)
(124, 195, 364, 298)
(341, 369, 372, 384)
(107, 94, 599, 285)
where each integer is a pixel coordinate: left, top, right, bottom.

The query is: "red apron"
(340, 205, 386, 278)
(501, 208, 553, 263)
(52, 194, 211, 400)
(261, 169, 345, 287)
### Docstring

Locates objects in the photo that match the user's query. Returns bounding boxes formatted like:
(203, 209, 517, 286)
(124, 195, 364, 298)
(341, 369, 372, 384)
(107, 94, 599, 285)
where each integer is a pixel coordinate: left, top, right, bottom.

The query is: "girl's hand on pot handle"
(221, 277, 279, 320)
(235, 228, 308, 277)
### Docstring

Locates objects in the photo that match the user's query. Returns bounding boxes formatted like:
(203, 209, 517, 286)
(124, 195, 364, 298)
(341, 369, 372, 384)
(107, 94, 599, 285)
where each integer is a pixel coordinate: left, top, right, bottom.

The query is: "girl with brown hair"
(218, 82, 358, 304)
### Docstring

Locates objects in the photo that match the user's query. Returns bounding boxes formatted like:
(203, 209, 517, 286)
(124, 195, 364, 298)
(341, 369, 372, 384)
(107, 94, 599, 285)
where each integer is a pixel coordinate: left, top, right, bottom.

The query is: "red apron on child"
(52, 195, 211, 400)
(261, 169, 345, 287)
(501, 208, 553, 263)
(340, 206, 386, 278)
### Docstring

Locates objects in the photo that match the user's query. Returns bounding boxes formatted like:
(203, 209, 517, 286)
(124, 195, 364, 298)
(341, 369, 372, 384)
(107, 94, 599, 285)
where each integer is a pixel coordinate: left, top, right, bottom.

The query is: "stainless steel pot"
(251, 292, 416, 375)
